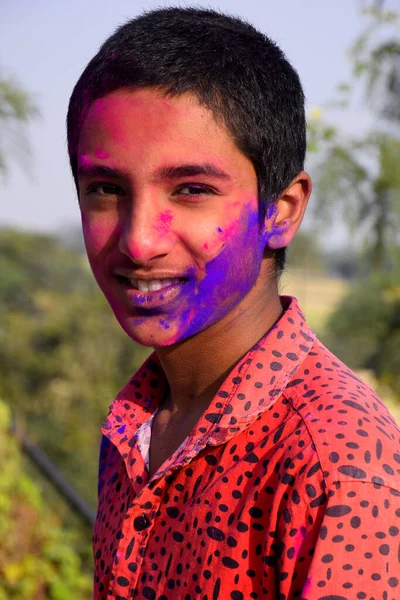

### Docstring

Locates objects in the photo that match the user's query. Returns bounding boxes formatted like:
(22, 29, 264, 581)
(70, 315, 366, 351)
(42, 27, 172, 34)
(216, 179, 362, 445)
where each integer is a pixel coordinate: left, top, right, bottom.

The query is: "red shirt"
(94, 296, 400, 600)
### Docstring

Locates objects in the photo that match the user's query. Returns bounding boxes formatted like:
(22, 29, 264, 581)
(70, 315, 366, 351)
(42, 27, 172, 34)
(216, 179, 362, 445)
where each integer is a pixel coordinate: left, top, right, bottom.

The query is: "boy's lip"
(114, 268, 188, 281)
(117, 276, 189, 308)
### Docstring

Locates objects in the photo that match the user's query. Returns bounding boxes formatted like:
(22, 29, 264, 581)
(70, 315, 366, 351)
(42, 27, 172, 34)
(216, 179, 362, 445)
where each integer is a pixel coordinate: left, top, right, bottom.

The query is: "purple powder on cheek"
(172, 206, 263, 339)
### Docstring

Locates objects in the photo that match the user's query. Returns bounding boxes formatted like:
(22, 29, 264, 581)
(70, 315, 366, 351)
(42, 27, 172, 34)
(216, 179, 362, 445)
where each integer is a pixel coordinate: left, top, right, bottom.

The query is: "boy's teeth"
(149, 279, 172, 291)
(129, 278, 181, 291)
(137, 280, 149, 292)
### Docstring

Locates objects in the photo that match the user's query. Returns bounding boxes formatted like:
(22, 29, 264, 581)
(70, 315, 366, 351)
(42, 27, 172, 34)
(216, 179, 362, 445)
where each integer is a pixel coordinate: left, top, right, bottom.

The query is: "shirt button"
(133, 515, 150, 531)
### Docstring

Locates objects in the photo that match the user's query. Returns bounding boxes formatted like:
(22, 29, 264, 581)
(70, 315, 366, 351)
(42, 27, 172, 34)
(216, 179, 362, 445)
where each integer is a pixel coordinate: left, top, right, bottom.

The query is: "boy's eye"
(83, 182, 216, 199)
(87, 183, 123, 196)
(174, 184, 215, 196)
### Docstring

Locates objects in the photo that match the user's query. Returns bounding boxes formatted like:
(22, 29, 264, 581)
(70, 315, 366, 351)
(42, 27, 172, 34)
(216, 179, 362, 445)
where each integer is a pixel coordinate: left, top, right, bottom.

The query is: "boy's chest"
(148, 427, 187, 479)
(148, 410, 199, 479)
(93, 411, 311, 600)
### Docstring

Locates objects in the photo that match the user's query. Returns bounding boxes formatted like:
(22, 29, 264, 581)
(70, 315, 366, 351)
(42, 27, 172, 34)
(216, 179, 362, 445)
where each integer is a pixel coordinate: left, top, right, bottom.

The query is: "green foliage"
(350, 5, 400, 122)
(0, 229, 96, 311)
(286, 230, 324, 273)
(0, 228, 150, 506)
(306, 4, 400, 274)
(325, 276, 400, 396)
(313, 131, 400, 271)
(0, 400, 92, 600)
(0, 77, 38, 122)
(0, 73, 39, 177)
(0, 228, 150, 596)
(306, 117, 337, 154)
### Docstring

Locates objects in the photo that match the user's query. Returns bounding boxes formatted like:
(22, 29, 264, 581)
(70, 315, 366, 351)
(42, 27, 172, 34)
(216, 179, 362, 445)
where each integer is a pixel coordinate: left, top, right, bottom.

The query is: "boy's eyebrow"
(77, 164, 130, 179)
(154, 163, 232, 181)
(77, 162, 232, 181)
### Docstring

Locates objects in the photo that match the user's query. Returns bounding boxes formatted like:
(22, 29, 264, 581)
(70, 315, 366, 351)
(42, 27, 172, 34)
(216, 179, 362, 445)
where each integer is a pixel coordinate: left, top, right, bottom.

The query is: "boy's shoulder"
(282, 336, 400, 491)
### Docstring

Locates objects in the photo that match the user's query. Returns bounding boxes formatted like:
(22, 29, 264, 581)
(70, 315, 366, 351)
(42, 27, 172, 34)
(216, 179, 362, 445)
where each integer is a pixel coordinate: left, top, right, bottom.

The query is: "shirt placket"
(106, 452, 161, 595)
(107, 422, 221, 597)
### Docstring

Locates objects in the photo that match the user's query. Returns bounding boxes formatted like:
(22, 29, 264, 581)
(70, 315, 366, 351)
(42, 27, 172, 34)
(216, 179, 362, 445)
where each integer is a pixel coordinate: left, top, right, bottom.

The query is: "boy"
(67, 7, 400, 599)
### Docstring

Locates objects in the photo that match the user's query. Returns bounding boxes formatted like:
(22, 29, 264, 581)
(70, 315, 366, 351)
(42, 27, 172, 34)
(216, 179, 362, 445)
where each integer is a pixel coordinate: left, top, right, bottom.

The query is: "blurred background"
(1, 0, 399, 598)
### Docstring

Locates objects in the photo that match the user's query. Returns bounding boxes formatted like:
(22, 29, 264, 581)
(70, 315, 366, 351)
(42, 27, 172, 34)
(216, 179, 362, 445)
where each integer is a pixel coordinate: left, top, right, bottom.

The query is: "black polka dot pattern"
(94, 296, 400, 600)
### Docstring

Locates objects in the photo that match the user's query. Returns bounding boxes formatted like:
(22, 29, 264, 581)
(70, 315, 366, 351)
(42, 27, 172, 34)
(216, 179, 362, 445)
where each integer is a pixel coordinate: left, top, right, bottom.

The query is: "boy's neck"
(155, 275, 283, 418)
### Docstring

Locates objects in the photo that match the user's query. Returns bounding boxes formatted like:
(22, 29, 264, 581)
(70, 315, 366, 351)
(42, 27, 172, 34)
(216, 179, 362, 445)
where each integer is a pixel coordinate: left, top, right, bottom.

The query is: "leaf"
(322, 127, 337, 141)
(336, 82, 352, 94)
(0, 74, 39, 178)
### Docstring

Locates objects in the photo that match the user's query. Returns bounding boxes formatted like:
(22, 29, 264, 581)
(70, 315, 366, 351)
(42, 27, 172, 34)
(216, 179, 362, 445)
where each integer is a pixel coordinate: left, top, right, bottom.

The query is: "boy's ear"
(263, 172, 312, 249)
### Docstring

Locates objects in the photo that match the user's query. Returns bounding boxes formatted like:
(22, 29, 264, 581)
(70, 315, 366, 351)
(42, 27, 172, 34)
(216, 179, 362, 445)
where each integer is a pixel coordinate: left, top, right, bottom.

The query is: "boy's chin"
(119, 318, 186, 348)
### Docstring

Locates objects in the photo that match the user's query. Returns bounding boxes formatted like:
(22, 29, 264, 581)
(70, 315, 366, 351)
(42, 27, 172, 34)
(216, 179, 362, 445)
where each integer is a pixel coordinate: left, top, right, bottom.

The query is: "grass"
(280, 268, 399, 426)
(280, 268, 349, 335)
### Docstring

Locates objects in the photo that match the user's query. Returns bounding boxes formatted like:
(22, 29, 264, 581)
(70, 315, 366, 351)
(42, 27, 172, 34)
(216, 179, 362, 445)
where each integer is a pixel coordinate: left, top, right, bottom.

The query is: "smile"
(117, 275, 188, 307)
(130, 278, 184, 292)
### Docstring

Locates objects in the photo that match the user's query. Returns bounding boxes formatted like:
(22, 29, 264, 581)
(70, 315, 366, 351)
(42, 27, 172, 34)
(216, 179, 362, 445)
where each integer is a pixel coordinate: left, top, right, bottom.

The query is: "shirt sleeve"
(279, 479, 400, 600)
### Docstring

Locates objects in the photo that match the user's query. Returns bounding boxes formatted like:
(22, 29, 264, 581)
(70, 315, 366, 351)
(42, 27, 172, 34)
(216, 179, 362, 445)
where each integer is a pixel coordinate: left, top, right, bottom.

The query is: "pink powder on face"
(78, 154, 93, 168)
(155, 210, 174, 234)
(219, 220, 239, 240)
(126, 240, 143, 258)
(193, 198, 255, 261)
(95, 148, 109, 159)
(215, 208, 244, 246)
(159, 210, 173, 225)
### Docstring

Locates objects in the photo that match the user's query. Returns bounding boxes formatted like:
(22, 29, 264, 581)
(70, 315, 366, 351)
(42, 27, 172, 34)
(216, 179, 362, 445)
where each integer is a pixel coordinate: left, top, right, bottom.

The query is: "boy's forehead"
(78, 87, 255, 177)
(81, 88, 209, 149)
(85, 87, 207, 124)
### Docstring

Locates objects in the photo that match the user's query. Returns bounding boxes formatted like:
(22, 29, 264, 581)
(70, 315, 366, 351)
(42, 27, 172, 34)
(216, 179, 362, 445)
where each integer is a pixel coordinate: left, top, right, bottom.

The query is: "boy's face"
(77, 88, 271, 347)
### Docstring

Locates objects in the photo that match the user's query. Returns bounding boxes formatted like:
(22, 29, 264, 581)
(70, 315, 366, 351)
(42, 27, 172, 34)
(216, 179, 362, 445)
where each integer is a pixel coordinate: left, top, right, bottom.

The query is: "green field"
(281, 268, 349, 334)
(281, 269, 400, 426)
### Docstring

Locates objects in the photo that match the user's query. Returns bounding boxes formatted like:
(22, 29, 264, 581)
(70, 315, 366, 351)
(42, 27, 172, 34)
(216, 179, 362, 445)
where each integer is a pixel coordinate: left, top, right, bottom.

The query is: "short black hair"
(67, 7, 306, 274)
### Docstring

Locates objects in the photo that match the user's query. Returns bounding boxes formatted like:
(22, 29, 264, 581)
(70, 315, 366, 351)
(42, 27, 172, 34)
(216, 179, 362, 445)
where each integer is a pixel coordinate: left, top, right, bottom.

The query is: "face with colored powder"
(77, 88, 277, 347)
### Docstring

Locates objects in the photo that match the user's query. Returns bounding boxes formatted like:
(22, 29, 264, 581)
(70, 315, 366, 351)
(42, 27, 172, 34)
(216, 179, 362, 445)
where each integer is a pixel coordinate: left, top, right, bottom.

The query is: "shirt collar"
(102, 296, 315, 462)
(102, 296, 315, 475)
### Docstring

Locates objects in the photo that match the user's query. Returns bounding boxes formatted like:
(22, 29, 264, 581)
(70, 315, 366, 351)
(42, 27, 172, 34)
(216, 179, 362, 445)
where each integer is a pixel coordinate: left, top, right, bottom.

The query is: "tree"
(0, 72, 39, 178)
(0, 400, 92, 599)
(285, 229, 324, 273)
(0, 229, 150, 505)
(308, 5, 400, 273)
(314, 132, 400, 272)
(325, 275, 400, 396)
(352, 4, 400, 123)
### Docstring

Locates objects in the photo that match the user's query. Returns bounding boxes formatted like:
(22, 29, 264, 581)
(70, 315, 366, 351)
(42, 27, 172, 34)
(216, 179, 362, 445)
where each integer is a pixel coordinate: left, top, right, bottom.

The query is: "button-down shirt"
(94, 296, 400, 600)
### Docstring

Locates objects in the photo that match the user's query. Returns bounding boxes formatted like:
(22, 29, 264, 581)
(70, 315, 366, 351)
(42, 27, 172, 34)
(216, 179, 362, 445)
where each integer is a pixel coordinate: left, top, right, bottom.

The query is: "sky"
(0, 0, 386, 238)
